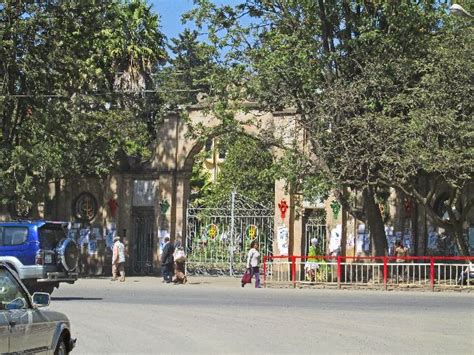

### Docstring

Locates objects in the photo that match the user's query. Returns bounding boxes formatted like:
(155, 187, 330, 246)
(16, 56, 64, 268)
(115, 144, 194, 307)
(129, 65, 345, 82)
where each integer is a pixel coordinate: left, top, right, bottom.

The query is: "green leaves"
(0, 1, 166, 213)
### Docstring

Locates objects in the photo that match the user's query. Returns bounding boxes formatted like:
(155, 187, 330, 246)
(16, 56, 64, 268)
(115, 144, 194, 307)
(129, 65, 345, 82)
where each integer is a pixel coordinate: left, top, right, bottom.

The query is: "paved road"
(49, 276, 473, 354)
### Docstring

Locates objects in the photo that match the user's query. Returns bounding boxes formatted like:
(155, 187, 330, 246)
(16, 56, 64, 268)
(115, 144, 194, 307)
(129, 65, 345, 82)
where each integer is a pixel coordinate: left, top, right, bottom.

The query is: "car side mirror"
(33, 292, 50, 307)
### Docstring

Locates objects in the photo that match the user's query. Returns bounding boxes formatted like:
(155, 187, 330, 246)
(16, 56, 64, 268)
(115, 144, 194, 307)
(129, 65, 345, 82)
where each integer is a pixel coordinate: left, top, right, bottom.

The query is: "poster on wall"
(277, 225, 289, 256)
(105, 223, 116, 249)
(427, 228, 438, 250)
(88, 240, 97, 255)
(78, 229, 90, 246)
(328, 224, 342, 256)
(385, 226, 395, 255)
(92, 227, 102, 240)
(403, 230, 413, 250)
(356, 224, 370, 255)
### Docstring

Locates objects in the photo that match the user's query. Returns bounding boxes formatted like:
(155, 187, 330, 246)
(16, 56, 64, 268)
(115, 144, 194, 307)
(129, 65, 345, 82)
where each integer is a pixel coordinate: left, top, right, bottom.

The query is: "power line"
(0, 88, 202, 98)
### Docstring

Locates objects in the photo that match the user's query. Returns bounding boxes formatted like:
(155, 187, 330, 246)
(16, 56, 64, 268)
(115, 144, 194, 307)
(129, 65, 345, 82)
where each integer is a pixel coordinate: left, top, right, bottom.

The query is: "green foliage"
(158, 29, 217, 108)
(0, 1, 166, 214)
(190, 134, 275, 207)
(186, 0, 473, 254)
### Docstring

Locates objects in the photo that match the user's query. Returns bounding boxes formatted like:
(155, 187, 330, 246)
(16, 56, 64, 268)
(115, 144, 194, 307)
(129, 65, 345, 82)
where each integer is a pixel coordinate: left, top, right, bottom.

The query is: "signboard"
(245, 224, 258, 240)
(133, 180, 155, 206)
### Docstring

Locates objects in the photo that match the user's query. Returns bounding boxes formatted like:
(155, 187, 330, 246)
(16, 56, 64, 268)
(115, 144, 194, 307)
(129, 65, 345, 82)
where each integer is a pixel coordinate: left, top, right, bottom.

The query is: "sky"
(150, 0, 242, 40)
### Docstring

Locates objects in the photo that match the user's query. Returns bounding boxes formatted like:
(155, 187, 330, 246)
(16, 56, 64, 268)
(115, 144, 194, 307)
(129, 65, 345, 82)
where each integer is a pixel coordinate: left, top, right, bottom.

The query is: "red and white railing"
(262, 255, 474, 290)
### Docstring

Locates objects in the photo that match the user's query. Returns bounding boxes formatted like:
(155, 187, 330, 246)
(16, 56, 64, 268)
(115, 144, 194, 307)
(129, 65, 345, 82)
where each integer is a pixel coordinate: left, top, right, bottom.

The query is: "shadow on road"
(51, 297, 103, 301)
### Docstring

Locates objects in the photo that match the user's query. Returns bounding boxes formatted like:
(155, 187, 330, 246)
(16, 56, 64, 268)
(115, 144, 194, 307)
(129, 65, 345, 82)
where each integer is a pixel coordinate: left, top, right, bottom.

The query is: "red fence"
(263, 255, 474, 290)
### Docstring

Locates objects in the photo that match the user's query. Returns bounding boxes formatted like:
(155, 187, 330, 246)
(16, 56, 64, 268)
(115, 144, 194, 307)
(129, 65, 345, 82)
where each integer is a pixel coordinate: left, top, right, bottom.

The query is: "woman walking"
(173, 238, 187, 284)
(244, 240, 261, 288)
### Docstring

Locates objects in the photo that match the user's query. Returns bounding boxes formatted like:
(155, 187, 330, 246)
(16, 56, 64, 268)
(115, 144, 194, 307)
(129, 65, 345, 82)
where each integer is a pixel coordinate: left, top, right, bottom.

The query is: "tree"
(0, 1, 166, 215)
(190, 134, 275, 207)
(159, 29, 216, 108)
(186, 1, 473, 255)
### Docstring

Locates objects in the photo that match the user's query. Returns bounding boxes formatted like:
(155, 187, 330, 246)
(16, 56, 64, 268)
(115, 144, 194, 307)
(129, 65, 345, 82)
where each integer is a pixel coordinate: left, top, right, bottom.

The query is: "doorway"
(131, 208, 155, 275)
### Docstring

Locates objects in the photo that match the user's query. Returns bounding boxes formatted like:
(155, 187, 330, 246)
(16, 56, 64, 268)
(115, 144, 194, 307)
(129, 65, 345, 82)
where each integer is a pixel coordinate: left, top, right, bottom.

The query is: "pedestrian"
(173, 238, 187, 284)
(161, 236, 175, 283)
(244, 240, 261, 288)
(458, 261, 474, 285)
(111, 236, 125, 282)
(394, 240, 408, 282)
(305, 238, 319, 282)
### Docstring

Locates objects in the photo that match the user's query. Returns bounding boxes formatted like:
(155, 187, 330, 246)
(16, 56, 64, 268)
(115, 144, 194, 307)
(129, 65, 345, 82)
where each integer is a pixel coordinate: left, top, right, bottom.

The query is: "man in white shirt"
(112, 236, 126, 282)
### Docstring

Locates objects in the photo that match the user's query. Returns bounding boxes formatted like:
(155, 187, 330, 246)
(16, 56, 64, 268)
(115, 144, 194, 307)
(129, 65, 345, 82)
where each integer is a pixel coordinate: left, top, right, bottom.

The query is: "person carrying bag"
(242, 240, 261, 288)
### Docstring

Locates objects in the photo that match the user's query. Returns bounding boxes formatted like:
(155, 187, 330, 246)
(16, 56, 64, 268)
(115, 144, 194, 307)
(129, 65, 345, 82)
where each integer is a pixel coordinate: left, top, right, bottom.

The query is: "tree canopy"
(0, 0, 166, 215)
(185, 0, 473, 255)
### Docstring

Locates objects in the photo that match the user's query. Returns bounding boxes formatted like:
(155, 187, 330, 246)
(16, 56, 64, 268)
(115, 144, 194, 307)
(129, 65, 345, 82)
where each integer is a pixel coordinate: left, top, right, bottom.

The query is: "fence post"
(430, 257, 435, 291)
(291, 256, 297, 288)
(337, 256, 342, 289)
(229, 189, 236, 276)
(383, 256, 388, 290)
(263, 256, 267, 288)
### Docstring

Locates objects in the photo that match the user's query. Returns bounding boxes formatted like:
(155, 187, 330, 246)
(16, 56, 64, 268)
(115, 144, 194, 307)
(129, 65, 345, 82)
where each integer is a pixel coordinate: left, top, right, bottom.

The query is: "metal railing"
(263, 256, 474, 290)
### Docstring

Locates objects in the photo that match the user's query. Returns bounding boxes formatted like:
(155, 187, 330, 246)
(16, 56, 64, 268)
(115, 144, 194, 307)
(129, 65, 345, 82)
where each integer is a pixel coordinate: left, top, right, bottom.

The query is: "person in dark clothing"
(161, 236, 175, 283)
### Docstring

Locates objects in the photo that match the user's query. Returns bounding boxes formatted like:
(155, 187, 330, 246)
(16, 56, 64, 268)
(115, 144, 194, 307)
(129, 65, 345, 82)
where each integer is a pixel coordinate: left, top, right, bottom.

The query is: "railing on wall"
(263, 255, 474, 290)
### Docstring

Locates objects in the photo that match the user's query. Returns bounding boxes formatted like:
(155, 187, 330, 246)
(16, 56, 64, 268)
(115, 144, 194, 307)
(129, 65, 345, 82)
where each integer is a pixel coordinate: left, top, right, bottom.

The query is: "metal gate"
(186, 191, 273, 275)
(131, 208, 154, 275)
(304, 212, 327, 256)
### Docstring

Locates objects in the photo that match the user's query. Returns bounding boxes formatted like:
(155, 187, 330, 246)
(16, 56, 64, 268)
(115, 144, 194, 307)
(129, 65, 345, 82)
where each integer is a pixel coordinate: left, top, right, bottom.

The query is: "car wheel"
(54, 337, 68, 355)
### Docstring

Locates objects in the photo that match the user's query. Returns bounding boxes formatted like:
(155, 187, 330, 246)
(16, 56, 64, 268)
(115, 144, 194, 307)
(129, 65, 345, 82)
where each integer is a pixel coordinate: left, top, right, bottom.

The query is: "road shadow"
(51, 297, 103, 301)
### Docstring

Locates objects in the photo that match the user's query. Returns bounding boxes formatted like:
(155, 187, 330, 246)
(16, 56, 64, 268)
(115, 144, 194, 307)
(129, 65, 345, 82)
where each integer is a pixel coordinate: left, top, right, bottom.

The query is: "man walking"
(112, 235, 126, 282)
(161, 236, 174, 283)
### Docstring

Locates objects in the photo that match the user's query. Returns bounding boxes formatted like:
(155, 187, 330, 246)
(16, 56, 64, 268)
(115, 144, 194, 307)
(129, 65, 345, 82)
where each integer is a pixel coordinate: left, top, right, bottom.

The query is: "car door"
(0, 265, 51, 352)
(0, 310, 10, 353)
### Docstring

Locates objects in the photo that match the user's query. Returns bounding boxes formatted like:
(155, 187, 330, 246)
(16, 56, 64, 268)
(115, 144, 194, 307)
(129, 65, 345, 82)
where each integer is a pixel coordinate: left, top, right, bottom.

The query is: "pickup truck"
(0, 221, 79, 294)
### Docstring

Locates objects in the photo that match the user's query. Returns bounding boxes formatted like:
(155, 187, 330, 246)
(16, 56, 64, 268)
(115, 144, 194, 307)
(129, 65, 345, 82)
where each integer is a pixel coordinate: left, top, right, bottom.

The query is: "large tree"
(186, 0, 473, 255)
(0, 0, 166, 215)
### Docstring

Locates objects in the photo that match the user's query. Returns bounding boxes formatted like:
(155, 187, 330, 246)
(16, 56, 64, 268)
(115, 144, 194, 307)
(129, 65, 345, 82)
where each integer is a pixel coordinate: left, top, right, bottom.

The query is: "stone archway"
(150, 105, 304, 260)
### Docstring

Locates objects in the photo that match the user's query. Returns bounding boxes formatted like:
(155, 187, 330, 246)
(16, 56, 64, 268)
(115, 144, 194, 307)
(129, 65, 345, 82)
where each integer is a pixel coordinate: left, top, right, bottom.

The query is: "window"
(1, 227, 28, 246)
(0, 268, 28, 310)
(39, 227, 64, 249)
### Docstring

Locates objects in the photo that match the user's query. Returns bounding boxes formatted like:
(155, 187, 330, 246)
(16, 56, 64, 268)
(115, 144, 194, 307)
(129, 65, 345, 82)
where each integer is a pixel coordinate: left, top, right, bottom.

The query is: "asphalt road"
(49, 276, 474, 355)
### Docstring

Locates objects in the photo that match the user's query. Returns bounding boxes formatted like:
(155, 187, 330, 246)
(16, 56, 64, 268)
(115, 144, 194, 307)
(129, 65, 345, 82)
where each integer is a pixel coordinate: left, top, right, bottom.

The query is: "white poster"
(356, 224, 369, 254)
(78, 229, 90, 246)
(105, 223, 116, 249)
(277, 225, 289, 256)
(427, 228, 438, 250)
(329, 224, 342, 256)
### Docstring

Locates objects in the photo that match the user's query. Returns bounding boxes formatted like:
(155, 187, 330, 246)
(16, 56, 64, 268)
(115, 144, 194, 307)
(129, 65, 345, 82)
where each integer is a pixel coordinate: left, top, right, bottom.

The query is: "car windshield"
(39, 225, 65, 249)
(0, 268, 28, 310)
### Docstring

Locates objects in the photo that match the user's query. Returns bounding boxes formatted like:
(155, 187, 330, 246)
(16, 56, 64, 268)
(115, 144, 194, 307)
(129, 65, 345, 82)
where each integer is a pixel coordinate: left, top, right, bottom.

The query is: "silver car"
(0, 263, 76, 354)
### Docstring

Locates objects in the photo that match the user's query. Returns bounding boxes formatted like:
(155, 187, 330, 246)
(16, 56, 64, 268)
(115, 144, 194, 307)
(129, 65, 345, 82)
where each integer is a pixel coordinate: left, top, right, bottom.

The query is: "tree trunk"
(451, 223, 470, 256)
(364, 187, 387, 256)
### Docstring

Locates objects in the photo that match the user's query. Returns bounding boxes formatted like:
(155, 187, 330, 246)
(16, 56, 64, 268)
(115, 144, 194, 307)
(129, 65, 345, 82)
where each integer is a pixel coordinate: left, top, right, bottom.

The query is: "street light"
(450, 4, 474, 18)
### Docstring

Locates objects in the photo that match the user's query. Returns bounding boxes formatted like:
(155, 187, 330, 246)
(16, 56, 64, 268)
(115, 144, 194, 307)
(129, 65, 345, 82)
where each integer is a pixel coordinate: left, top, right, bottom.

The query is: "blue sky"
(150, 0, 242, 40)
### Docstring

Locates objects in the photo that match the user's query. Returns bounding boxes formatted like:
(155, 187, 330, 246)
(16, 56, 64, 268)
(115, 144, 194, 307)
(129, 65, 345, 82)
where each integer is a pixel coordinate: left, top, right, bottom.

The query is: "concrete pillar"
(175, 172, 191, 241)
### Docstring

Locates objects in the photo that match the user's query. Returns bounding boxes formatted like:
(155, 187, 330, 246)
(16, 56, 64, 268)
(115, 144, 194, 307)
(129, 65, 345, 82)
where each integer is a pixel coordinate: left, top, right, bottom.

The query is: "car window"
(39, 227, 65, 249)
(1, 227, 28, 246)
(0, 268, 29, 310)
